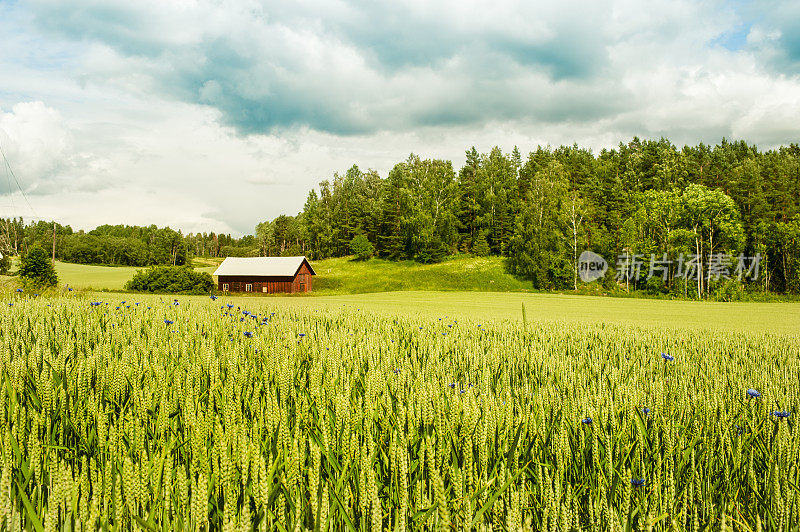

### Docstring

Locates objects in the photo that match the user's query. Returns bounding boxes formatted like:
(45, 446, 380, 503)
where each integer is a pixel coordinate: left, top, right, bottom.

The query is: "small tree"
(472, 231, 490, 257)
(19, 245, 58, 286)
(350, 234, 374, 261)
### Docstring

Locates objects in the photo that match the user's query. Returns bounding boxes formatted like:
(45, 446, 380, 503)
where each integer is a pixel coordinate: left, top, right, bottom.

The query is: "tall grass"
(0, 293, 797, 530)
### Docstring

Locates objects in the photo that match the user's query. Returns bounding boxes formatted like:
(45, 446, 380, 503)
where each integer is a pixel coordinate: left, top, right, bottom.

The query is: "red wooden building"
(213, 256, 316, 293)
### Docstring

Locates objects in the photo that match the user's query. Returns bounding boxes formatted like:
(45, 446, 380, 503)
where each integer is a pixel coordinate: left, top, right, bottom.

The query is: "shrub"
(349, 234, 375, 261)
(125, 265, 214, 294)
(19, 245, 58, 286)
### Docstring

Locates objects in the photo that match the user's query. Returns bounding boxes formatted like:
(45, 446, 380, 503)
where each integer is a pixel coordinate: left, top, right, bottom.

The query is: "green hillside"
(309, 255, 530, 294)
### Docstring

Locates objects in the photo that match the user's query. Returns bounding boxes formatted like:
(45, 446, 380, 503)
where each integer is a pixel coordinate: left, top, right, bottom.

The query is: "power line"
(0, 141, 39, 219)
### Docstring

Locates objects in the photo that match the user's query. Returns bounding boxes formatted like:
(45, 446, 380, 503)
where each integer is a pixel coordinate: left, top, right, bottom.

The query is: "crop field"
(0, 293, 798, 530)
(271, 291, 800, 337)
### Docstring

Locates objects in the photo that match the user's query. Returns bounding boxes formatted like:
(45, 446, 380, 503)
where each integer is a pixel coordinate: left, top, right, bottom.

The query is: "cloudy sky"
(1, 0, 799, 235)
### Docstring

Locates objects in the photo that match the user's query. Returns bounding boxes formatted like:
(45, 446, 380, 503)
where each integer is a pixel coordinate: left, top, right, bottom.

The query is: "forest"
(286, 137, 800, 296)
(2, 138, 799, 296)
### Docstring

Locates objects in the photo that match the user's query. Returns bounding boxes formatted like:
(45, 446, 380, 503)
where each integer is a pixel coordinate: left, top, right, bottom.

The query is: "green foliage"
(272, 138, 800, 295)
(18, 245, 58, 286)
(349, 234, 374, 261)
(0, 251, 10, 275)
(471, 231, 490, 257)
(125, 265, 214, 294)
(0, 295, 797, 528)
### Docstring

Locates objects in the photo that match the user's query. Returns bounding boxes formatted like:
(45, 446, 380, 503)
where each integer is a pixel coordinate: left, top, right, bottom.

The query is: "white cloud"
(0, 0, 799, 234)
(0, 101, 110, 196)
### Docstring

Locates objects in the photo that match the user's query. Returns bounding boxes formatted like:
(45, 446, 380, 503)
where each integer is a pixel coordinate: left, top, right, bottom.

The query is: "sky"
(1, 0, 799, 235)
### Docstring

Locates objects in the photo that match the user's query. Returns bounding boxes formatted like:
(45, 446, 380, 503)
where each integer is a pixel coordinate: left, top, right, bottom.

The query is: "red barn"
(213, 256, 316, 294)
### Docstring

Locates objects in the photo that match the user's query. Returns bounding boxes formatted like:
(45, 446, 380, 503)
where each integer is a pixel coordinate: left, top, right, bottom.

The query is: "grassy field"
(0, 260, 142, 290)
(309, 256, 531, 294)
(2, 256, 799, 335)
(269, 290, 800, 336)
(1, 293, 798, 529)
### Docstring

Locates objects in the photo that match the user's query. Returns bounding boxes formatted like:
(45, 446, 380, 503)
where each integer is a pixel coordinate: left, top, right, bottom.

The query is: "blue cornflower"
(631, 478, 646, 488)
(642, 407, 651, 415)
(15, 288, 22, 293)
(772, 411, 791, 419)
(120, 301, 126, 304)
(661, 352, 675, 362)
(67, 287, 73, 291)
(448, 383, 456, 388)
(227, 304, 234, 309)
(298, 333, 305, 337)
(747, 388, 761, 398)
(164, 319, 174, 325)
(581, 417, 592, 425)
(460, 389, 466, 394)
(393, 368, 401, 374)
(243, 331, 253, 338)
(210, 295, 217, 300)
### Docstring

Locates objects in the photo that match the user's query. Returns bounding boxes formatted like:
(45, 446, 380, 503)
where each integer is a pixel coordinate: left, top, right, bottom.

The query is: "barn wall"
(293, 262, 314, 293)
(218, 275, 296, 293)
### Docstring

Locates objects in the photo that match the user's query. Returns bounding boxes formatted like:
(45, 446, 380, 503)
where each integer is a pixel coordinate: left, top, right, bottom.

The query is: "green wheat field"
(0, 292, 797, 530)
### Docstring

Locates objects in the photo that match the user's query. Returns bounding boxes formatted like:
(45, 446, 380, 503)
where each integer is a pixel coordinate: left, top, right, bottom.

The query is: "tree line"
(0, 221, 249, 268)
(288, 138, 800, 296)
(2, 137, 798, 296)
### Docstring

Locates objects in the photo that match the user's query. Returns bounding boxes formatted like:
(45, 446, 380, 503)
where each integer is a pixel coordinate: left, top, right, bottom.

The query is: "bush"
(19, 246, 58, 287)
(125, 266, 214, 294)
(349, 235, 374, 261)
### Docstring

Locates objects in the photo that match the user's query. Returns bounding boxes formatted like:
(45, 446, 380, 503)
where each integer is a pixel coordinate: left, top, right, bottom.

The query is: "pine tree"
(19, 245, 58, 287)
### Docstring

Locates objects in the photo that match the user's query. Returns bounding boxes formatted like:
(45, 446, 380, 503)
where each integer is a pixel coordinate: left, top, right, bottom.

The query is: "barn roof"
(213, 256, 316, 277)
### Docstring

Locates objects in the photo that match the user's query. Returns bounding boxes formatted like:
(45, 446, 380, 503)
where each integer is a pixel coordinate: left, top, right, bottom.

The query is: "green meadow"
(2, 257, 799, 335)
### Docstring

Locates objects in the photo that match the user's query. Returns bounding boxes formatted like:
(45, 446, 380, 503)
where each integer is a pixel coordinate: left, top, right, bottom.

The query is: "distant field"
(2, 257, 799, 336)
(35, 290, 795, 337)
(245, 290, 800, 336)
(0, 261, 142, 290)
